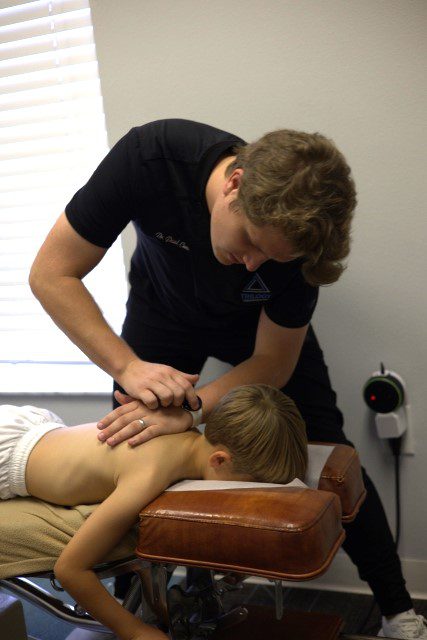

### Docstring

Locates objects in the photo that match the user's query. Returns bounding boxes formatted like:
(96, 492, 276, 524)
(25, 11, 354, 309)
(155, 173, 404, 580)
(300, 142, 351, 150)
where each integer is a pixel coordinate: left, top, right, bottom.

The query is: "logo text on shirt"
(155, 232, 189, 251)
(241, 274, 271, 302)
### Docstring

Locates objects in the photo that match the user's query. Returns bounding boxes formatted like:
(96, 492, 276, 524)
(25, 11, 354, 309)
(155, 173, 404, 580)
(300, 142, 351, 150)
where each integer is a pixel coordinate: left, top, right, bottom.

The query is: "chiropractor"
(29, 119, 424, 639)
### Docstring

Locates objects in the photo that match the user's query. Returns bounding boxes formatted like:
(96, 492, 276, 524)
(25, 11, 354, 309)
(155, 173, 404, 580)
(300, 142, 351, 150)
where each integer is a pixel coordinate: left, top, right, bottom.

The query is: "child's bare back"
(26, 423, 201, 506)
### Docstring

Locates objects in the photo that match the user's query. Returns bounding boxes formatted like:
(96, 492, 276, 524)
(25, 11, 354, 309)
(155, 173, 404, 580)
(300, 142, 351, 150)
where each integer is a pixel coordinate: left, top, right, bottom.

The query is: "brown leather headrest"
(137, 487, 344, 581)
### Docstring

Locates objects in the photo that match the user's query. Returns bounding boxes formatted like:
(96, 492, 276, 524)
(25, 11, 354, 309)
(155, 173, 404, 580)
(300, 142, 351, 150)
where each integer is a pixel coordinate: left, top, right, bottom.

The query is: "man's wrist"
(112, 351, 141, 382)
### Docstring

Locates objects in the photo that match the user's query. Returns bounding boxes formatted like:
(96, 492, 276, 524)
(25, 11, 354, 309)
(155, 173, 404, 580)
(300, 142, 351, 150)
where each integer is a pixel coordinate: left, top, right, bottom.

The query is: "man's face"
(210, 198, 301, 272)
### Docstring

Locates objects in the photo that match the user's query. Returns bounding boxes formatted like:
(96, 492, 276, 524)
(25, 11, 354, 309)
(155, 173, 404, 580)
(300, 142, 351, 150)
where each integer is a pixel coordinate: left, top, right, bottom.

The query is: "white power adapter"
(375, 411, 406, 439)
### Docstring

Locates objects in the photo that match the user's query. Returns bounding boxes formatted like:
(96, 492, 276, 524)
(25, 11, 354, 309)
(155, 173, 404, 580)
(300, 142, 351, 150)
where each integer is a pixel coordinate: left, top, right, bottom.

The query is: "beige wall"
(88, 0, 427, 593)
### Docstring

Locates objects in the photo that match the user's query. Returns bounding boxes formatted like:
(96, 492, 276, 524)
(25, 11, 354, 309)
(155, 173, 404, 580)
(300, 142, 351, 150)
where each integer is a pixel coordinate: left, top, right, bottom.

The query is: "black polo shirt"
(65, 119, 318, 331)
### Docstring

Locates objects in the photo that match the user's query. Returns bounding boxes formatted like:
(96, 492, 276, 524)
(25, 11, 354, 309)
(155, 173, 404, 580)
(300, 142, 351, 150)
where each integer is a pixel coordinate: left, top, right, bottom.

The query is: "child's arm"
(54, 471, 168, 640)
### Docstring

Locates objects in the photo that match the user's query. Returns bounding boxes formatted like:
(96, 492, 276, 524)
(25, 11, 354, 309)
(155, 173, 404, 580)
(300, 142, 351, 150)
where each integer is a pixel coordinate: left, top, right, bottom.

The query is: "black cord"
(389, 436, 402, 547)
(357, 435, 402, 633)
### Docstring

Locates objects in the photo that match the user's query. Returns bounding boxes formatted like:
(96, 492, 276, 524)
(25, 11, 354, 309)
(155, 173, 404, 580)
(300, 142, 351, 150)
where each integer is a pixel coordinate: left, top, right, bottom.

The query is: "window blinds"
(0, 0, 127, 379)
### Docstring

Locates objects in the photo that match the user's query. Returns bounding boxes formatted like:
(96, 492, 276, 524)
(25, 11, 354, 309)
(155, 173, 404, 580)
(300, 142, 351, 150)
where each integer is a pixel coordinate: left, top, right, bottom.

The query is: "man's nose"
(243, 253, 267, 272)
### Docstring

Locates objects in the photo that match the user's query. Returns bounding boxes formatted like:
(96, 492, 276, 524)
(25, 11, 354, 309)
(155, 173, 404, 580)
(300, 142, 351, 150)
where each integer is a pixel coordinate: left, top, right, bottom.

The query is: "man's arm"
(29, 212, 123, 374)
(54, 475, 168, 640)
(29, 212, 199, 409)
(197, 308, 308, 415)
(97, 309, 308, 446)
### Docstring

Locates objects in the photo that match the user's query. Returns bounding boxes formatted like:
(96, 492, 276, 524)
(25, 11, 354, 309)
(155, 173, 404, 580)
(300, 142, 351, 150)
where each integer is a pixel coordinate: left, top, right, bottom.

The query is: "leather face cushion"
(137, 487, 344, 581)
(310, 444, 366, 522)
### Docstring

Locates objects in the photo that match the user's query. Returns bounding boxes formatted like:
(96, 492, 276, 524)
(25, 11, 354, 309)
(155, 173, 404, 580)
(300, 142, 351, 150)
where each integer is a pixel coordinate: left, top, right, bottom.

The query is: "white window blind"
(0, 0, 127, 393)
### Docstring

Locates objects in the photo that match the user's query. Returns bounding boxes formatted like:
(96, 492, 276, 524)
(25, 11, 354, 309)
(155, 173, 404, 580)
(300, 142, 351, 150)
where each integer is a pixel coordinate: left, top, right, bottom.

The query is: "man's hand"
(118, 358, 200, 409)
(97, 390, 194, 447)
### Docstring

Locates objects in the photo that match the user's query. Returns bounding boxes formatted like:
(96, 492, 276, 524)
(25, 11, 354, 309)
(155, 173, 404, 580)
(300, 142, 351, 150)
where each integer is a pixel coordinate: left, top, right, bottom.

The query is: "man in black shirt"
(30, 119, 420, 638)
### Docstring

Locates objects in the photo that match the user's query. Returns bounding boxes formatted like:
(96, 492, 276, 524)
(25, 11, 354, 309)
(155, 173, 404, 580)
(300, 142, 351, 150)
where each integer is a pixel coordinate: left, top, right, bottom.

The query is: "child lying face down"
(0, 383, 307, 640)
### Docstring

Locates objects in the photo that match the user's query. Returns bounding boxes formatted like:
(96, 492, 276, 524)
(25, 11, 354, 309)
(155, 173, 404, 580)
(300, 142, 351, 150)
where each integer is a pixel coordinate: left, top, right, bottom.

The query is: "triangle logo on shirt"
(241, 273, 271, 302)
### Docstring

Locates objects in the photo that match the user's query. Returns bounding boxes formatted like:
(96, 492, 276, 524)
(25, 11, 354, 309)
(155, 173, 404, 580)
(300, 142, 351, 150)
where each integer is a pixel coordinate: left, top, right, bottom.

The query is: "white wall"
(0, 393, 109, 429)
(87, 0, 427, 594)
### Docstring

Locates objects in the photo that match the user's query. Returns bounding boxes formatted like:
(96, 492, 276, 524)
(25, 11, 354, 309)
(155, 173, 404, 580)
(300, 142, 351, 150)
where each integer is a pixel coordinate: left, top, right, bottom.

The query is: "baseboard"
(248, 551, 427, 600)
(173, 553, 426, 599)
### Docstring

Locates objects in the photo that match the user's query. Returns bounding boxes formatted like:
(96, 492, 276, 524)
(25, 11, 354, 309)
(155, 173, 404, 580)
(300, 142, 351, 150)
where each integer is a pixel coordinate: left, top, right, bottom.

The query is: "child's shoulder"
(117, 429, 200, 483)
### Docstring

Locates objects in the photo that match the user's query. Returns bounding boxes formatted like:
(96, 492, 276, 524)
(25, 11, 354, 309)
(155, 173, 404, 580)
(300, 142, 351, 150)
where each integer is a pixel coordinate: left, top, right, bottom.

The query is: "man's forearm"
(31, 275, 136, 380)
(197, 353, 294, 420)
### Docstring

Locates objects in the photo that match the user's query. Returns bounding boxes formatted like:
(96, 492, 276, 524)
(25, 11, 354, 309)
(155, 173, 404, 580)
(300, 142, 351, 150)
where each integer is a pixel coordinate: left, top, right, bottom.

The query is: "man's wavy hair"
(227, 129, 357, 286)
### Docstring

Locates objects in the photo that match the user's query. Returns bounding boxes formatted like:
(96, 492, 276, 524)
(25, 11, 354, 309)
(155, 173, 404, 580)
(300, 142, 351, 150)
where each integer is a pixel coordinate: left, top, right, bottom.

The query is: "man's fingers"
(100, 416, 131, 437)
(182, 381, 200, 409)
(143, 377, 193, 408)
(138, 389, 160, 409)
(169, 375, 199, 408)
(119, 362, 199, 408)
(97, 400, 139, 428)
(105, 418, 150, 446)
(167, 376, 191, 406)
(186, 395, 200, 410)
(114, 390, 135, 405)
(128, 423, 163, 447)
(143, 380, 176, 407)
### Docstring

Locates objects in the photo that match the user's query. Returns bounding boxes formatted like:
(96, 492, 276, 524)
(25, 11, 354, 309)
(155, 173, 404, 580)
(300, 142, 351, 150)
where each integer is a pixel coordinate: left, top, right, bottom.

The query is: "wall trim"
(172, 552, 426, 599)
(249, 551, 427, 600)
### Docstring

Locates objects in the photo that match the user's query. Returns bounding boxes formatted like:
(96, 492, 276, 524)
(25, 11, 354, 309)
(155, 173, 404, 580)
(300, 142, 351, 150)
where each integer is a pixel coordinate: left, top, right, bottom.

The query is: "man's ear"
(208, 450, 232, 469)
(223, 168, 243, 197)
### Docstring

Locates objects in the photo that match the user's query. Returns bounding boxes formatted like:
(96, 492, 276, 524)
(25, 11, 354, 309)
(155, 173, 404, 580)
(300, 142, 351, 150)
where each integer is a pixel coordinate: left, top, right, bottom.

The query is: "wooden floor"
(225, 583, 427, 637)
(210, 604, 344, 640)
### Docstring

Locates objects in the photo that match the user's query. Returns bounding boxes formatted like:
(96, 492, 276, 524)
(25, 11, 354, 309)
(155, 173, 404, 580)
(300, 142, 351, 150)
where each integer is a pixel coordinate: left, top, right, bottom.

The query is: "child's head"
(204, 384, 307, 484)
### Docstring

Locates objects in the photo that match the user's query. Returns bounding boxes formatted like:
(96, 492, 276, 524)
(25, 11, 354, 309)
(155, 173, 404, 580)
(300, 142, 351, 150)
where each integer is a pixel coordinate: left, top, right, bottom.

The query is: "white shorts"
(0, 405, 65, 500)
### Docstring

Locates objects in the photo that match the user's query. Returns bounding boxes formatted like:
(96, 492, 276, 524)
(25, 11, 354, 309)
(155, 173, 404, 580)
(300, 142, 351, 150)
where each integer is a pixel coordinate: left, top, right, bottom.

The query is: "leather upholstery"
(137, 487, 344, 580)
(315, 444, 366, 522)
(136, 443, 365, 580)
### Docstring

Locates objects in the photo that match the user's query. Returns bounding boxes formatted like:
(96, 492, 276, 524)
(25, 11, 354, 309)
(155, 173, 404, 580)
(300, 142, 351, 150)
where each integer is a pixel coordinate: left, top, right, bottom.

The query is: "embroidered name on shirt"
(241, 273, 271, 302)
(155, 232, 189, 251)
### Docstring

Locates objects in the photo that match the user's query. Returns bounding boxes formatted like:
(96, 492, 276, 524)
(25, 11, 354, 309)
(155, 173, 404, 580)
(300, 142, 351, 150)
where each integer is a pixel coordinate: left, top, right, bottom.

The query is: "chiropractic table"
(0, 443, 368, 640)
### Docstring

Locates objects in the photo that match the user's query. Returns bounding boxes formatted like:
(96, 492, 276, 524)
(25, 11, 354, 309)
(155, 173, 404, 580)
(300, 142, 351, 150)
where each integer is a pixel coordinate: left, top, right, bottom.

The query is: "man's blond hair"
(227, 129, 357, 286)
(204, 384, 307, 484)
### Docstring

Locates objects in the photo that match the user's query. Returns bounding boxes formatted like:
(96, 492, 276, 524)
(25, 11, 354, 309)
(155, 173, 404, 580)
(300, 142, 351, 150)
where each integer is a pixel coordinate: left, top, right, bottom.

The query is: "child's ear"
(208, 450, 232, 469)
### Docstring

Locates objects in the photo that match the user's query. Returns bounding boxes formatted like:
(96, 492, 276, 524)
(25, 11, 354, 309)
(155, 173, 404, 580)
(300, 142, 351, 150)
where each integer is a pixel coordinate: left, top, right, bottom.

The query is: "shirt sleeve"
(264, 266, 319, 328)
(65, 129, 138, 248)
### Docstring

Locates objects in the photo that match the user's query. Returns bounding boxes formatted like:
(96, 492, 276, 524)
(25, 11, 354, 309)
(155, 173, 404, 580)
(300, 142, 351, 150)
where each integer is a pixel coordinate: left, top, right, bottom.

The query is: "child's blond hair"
(204, 384, 307, 484)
